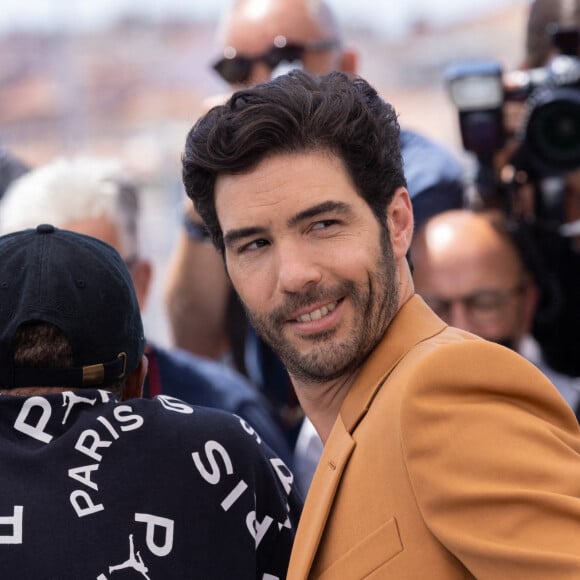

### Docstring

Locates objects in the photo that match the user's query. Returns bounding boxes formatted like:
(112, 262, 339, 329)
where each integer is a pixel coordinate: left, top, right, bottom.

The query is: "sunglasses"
(212, 35, 339, 85)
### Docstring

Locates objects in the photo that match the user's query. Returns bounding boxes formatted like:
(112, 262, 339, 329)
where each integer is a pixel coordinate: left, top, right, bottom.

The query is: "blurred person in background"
(0, 156, 293, 467)
(411, 208, 580, 417)
(164, 0, 466, 457)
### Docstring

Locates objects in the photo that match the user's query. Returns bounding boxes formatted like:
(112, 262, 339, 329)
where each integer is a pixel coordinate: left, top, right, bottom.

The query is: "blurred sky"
(0, 0, 527, 37)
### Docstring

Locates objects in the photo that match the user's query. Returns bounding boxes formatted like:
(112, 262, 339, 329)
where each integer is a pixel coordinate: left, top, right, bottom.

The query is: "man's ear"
(387, 187, 414, 260)
(130, 259, 152, 311)
(120, 355, 148, 401)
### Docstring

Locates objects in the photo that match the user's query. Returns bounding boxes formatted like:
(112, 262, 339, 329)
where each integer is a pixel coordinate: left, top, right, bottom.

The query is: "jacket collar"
(340, 294, 446, 433)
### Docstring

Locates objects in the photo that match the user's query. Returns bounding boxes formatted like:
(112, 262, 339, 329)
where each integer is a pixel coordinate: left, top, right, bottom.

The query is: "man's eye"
(469, 294, 503, 311)
(239, 238, 269, 253)
(311, 219, 338, 231)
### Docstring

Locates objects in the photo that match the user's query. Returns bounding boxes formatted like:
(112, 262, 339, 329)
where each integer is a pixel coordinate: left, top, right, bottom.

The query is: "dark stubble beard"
(241, 227, 400, 384)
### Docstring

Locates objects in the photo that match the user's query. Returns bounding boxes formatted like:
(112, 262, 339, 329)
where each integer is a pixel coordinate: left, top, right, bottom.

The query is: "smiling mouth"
(294, 300, 339, 323)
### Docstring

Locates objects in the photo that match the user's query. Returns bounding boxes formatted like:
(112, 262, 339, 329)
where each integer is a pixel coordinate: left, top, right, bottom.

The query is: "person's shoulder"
(130, 392, 248, 427)
(150, 343, 258, 401)
(130, 394, 278, 458)
(148, 344, 294, 466)
(398, 128, 465, 226)
(400, 128, 463, 171)
(409, 327, 550, 385)
(398, 330, 574, 426)
(399, 128, 464, 194)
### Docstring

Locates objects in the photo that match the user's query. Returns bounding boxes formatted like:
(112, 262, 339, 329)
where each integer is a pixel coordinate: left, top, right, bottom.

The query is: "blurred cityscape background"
(0, 0, 530, 345)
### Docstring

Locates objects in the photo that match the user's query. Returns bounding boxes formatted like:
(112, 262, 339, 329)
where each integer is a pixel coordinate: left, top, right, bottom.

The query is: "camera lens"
(525, 87, 580, 171)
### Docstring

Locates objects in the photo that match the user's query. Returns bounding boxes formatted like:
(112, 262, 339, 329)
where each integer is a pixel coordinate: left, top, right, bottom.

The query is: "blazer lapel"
(287, 415, 355, 579)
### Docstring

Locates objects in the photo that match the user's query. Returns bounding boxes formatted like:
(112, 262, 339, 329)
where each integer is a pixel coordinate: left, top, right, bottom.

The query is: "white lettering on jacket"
(68, 405, 144, 518)
(13, 397, 53, 444)
(135, 513, 174, 557)
(0, 506, 23, 544)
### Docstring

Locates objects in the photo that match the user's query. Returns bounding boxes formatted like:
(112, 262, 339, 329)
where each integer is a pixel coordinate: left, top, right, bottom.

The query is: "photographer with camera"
(446, 0, 580, 381)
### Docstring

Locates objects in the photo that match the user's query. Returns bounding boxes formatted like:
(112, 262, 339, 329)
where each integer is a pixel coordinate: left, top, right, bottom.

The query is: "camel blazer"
(288, 295, 580, 579)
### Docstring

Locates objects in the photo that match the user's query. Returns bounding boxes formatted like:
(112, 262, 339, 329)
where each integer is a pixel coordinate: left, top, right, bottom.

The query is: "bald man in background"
(411, 209, 580, 416)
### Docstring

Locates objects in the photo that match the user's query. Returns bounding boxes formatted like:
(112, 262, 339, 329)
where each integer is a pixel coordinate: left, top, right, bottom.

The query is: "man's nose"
(276, 242, 323, 294)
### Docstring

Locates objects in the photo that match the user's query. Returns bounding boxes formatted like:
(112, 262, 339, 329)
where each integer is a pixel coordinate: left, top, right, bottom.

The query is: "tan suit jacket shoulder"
(288, 295, 580, 579)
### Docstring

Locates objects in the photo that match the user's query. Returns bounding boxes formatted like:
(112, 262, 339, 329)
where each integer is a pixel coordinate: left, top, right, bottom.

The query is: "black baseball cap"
(0, 224, 146, 389)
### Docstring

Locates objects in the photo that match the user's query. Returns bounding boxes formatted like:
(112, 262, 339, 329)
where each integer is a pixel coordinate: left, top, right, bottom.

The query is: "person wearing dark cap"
(0, 225, 301, 578)
(0, 155, 293, 469)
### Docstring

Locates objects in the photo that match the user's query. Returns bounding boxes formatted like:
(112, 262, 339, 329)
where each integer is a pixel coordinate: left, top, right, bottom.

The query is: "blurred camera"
(446, 54, 580, 174)
(445, 25, 580, 175)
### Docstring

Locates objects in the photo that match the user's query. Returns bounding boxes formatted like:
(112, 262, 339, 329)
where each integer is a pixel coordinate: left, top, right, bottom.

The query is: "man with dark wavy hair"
(165, 0, 465, 457)
(182, 70, 580, 579)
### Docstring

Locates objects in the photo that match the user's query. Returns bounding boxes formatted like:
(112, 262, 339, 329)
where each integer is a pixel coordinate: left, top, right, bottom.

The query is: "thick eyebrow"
(223, 200, 353, 248)
(223, 226, 267, 249)
(287, 200, 353, 228)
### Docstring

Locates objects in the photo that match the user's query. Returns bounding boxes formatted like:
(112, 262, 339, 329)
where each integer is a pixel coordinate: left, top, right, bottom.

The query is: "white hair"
(0, 156, 140, 258)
